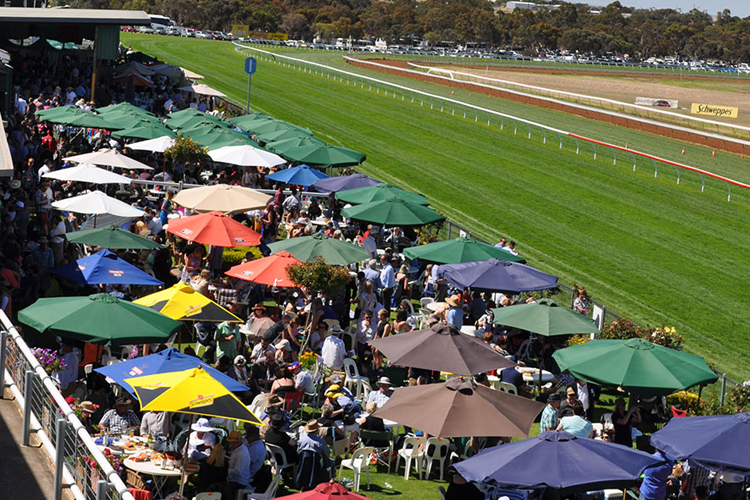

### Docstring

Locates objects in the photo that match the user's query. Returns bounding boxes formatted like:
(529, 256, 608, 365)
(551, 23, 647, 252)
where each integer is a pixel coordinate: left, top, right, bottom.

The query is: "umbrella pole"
(178, 413, 194, 496)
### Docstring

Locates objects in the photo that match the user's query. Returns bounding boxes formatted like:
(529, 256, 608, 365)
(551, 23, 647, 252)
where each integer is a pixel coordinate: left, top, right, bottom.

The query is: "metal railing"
(0, 310, 135, 500)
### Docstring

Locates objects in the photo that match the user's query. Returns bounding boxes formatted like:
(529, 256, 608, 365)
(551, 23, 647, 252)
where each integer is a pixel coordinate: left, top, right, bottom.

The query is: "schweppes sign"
(690, 103, 739, 118)
(232, 25, 250, 37)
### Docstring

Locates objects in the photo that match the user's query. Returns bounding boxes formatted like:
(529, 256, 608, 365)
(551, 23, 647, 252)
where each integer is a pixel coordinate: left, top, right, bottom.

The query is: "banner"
(248, 31, 288, 41)
(690, 103, 739, 118)
(231, 25, 250, 37)
(635, 97, 678, 109)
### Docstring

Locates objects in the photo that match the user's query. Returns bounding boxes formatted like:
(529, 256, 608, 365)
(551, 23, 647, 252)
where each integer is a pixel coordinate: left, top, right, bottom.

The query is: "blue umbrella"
(438, 258, 559, 292)
(650, 413, 750, 473)
(266, 164, 328, 187)
(454, 431, 664, 495)
(51, 249, 163, 286)
(312, 173, 382, 193)
(94, 347, 249, 396)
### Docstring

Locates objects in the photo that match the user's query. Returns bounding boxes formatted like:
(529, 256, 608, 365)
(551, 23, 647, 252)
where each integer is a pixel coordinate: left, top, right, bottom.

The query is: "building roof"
(0, 7, 150, 26)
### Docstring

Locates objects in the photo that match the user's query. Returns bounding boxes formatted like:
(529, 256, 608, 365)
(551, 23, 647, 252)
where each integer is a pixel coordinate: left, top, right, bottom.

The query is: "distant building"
(506, 1, 537, 9)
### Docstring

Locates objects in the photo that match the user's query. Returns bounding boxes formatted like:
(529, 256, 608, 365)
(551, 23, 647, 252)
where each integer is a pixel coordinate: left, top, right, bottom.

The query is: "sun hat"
(304, 420, 320, 433)
(446, 295, 461, 307)
(251, 304, 266, 311)
(566, 386, 576, 396)
(267, 395, 284, 407)
(79, 401, 98, 414)
(234, 355, 247, 366)
(191, 417, 215, 433)
(275, 339, 292, 352)
(227, 430, 243, 442)
(10, 180, 21, 190)
(548, 393, 562, 402)
(376, 377, 392, 386)
(329, 325, 344, 335)
(269, 412, 286, 429)
(115, 396, 132, 406)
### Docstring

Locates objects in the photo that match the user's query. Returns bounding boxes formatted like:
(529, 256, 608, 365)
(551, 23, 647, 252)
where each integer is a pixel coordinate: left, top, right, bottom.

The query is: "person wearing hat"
(187, 417, 218, 461)
(98, 397, 140, 434)
(556, 401, 594, 438)
(445, 294, 464, 329)
(320, 324, 347, 371)
(210, 430, 250, 499)
(78, 401, 100, 434)
(540, 392, 562, 432)
(229, 355, 250, 388)
(297, 419, 334, 482)
(290, 360, 314, 394)
(612, 397, 641, 448)
(365, 377, 393, 409)
(264, 412, 299, 465)
(214, 301, 241, 361)
(557, 385, 579, 418)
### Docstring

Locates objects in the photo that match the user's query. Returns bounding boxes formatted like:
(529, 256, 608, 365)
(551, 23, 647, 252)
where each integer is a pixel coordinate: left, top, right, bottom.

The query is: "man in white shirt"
(576, 379, 593, 418)
(362, 225, 378, 258)
(321, 325, 347, 370)
(219, 430, 250, 498)
(290, 361, 314, 394)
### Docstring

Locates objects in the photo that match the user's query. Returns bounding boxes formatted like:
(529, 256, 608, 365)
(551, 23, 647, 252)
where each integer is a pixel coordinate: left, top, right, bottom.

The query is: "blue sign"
(245, 57, 257, 75)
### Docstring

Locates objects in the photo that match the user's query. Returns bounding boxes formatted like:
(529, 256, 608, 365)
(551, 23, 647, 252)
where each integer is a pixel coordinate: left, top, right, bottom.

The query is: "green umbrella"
(552, 338, 718, 396)
(96, 102, 155, 117)
(112, 119, 177, 140)
(47, 39, 78, 50)
(243, 119, 311, 137)
(104, 111, 163, 129)
(167, 113, 227, 131)
(267, 232, 370, 265)
(36, 106, 119, 129)
(167, 108, 208, 120)
(18, 293, 182, 346)
(491, 299, 599, 336)
(188, 129, 259, 150)
(254, 128, 314, 144)
(341, 196, 444, 227)
(265, 135, 326, 154)
(36, 105, 81, 119)
(279, 143, 366, 168)
(336, 183, 429, 206)
(65, 225, 164, 250)
(403, 237, 526, 264)
(229, 112, 272, 130)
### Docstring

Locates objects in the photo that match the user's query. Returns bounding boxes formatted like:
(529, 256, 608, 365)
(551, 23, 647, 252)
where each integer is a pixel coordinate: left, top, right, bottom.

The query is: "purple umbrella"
(311, 173, 382, 193)
(438, 258, 558, 292)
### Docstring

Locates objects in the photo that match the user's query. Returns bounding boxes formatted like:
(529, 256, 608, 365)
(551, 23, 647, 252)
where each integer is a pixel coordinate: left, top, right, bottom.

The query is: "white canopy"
(52, 190, 144, 217)
(66, 148, 153, 170)
(127, 136, 176, 153)
(178, 84, 226, 97)
(43, 163, 132, 184)
(208, 145, 286, 168)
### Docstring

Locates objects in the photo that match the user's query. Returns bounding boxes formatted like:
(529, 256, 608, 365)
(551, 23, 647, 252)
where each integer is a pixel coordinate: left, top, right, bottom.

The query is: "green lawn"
(126, 35, 750, 382)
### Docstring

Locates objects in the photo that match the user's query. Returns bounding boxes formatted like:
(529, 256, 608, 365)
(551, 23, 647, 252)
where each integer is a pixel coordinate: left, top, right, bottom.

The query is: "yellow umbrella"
(134, 282, 241, 322)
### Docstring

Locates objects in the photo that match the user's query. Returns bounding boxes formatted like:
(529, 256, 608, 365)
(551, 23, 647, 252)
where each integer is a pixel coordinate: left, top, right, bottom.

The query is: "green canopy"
(267, 232, 370, 265)
(36, 105, 82, 119)
(167, 108, 210, 121)
(96, 102, 155, 117)
(167, 113, 227, 131)
(265, 135, 326, 154)
(188, 129, 259, 150)
(336, 183, 429, 206)
(242, 119, 311, 137)
(341, 196, 443, 227)
(255, 128, 315, 144)
(18, 293, 182, 346)
(65, 225, 164, 250)
(552, 338, 719, 396)
(229, 112, 273, 130)
(278, 143, 366, 168)
(101, 111, 162, 129)
(112, 118, 177, 139)
(36, 106, 120, 129)
(47, 39, 78, 50)
(491, 299, 599, 336)
(403, 237, 526, 264)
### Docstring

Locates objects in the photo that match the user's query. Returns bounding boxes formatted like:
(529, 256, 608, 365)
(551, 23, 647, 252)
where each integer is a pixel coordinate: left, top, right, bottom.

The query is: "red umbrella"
(166, 211, 261, 247)
(276, 481, 376, 499)
(225, 250, 301, 287)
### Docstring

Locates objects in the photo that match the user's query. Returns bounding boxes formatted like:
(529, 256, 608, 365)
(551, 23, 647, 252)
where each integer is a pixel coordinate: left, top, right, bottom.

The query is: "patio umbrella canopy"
(650, 412, 750, 474)
(66, 149, 154, 170)
(207, 145, 286, 168)
(65, 224, 163, 250)
(166, 211, 262, 246)
(341, 196, 445, 227)
(335, 183, 429, 206)
(491, 299, 599, 336)
(52, 190, 145, 218)
(368, 323, 515, 375)
(267, 233, 370, 266)
(254, 128, 314, 144)
(278, 143, 366, 168)
(373, 377, 544, 438)
(225, 250, 301, 287)
(312, 173, 382, 193)
(188, 128, 259, 150)
(266, 164, 329, 187)
(454, 431, 665, 495)
(135, 282, 242, 322)
(36, 106, 118, 129)
(439, 259, 559, 293)
(178, 84, 226, 97)
(403, 237, 526, 264)
(228, 112, 270, 130)
(274, 479, 377, 499)
(50, 249, 162, 286)
(168, 114, 228, 131)
(95, 347, 248, 396)
(127, 136, 176, 154)
(96, 102, 155, 116)
(43, 163, 132, 184)
(265, 135, 327, 154)
(172, 185, 271, 214)
(18, 293, 182, 346)
(552, 338, 718, 396)
(241, 118, 311, 137)
(112, 119, 176, 140)
(104, 111, 162, 129)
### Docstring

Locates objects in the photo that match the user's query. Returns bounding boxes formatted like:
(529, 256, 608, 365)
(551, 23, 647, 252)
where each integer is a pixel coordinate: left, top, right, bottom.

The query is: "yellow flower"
(671, 327, 677, 334)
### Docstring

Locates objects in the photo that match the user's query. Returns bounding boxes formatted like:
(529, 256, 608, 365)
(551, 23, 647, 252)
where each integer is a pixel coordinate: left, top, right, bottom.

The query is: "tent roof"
(0, 8, 150, 25)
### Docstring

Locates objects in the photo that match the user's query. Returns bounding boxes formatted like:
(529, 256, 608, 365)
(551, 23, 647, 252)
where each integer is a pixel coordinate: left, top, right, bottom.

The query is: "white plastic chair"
(338, 446, 374, 492)
(265, 443, 293, 473)
(423, 437, 450, 481)
(341, 326, 357, 352)
(248, 393, 272, 418)
(238, 451, 282, 500)
(343, 358, 368, 399)
(419, 297, 435, 311)
(120, 346, 131, 359)
(194, 493, 221, 500)
(396, 436, 425, 480)
(499, 382, 518, 395)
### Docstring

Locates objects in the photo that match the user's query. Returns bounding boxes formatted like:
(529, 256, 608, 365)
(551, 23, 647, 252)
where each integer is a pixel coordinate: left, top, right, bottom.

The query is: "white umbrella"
(208, 145, 286, 168)
(52, 190, 145, 218)
(43, 163, 132, 184)
(127, 136, 176, 154)
(178, 84, 226, 97)
(66, 149, 153, 171)
(181, 67, 204, 80)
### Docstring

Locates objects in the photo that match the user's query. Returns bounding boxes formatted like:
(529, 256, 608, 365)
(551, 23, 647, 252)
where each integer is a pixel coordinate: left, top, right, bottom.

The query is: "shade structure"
(178, 84, 226, 97)
(278, 143, 366, 168)
(95, 347, 248, 397)
(266, 164, 329, 187)
(36, 105, 82, 119)
(52, 190, 145, 218)
(166, 211, 262, 247)
(491, 299, 599, 336)
(168, 114, 227, 131)
(114, 73, 155, 87)
(135, 282, 242, 322)
(181, 67, 204, 80)
(650, 412, 750, 474)
(43, 163, 132, 184)
(50, 249, 162, 286)
(403, 237, 526, 264)
(113, 61, 155, 76)
(207, 145, 286, 168)
(65, 224, 163, 250)
(66, 149, 153, 170)
(368, 323, 514, 375)
(173, 185, 271, 214)
(228, 112, 271, 130)
(96, 102, 155, 116)
(440, 259, 558, 293)
(103, 110, 162, 129)
(268, 233, 370, 266)
(18, 293, 182, 346)
(225, 251, 301, 287)
(312, 173, 382, 193)
(341, 197, 444, 227)
(373, 377, 544, 438)
(265, 135, 326, 154)
(112, 119, 176, 140)
(241, 118, 311, 137)
(36, 106, 118, 129)
(188, 128, 259, 150)
(274, 480, 377, 499)
(127, 136, 176, 153)
(454, 431, 665, 495)
(552, 338, 718, 396)
(254, 128, 313, 144)
(335, 183, 428, 206)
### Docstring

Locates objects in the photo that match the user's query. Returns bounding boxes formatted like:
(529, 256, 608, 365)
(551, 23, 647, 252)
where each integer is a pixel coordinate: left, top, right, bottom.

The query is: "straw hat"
(376, 377, 392, 387)
(227, 430, 243, 443)
(79, 401, 97, 414)
(446, 295, 461, 307)
(329, 325, 344, 336)
(304, 420, 320, 433)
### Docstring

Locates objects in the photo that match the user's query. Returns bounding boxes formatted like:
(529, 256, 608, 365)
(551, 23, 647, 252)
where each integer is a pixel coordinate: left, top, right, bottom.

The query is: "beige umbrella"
(66, 149, 153, 170)
(172, 184, 271, 214)
(43, 163, 132, 184)
(178, 84, 225, 97)
(181, 67, 204, 80)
